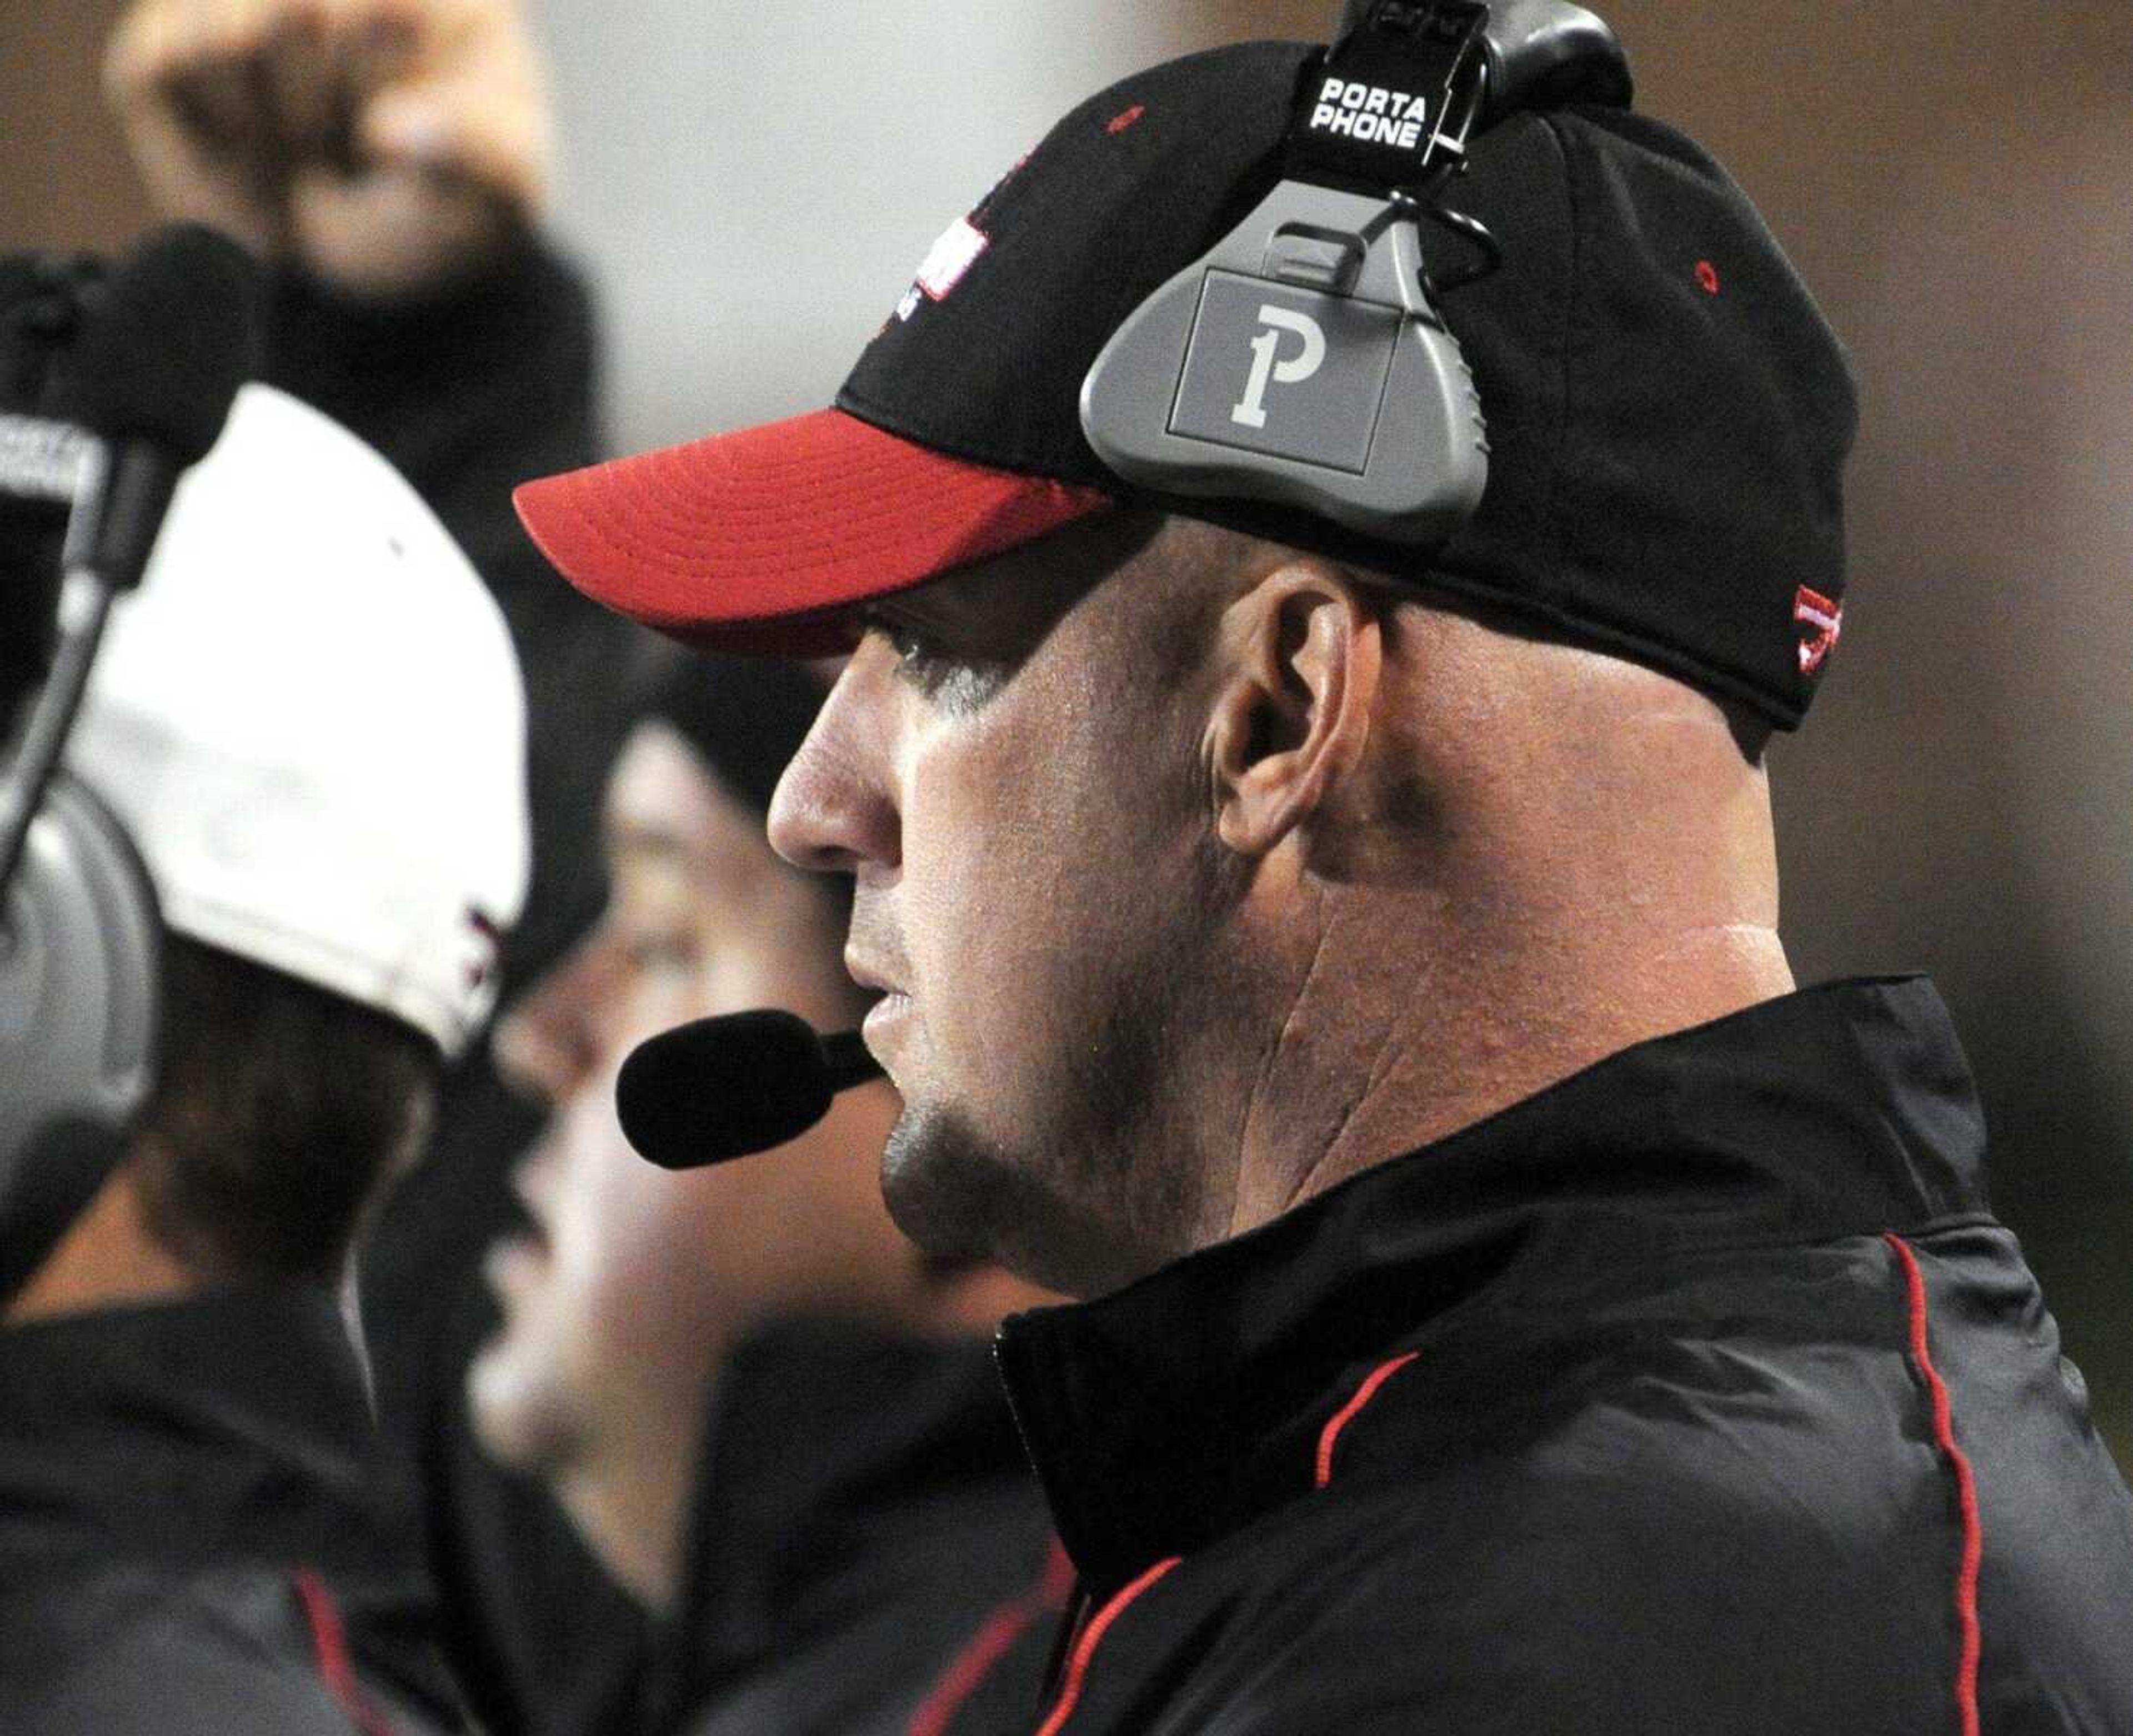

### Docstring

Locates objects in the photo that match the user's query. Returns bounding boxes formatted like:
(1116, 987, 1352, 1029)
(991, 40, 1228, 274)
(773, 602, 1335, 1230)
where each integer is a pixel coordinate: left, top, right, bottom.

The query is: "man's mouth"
(482, 1229, 550, 1307)
(862, 990, 913, 1055)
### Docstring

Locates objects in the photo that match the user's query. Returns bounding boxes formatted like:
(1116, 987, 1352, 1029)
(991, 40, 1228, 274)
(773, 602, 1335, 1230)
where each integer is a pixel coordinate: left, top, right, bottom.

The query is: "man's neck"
(553, 1447, 697, 1614)
(5, 1168, 200, 1325)
(1225, 911, 1797, 1238)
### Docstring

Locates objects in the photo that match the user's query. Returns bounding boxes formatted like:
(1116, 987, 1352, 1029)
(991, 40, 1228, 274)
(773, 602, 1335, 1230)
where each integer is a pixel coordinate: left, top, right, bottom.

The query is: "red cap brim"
(514, 407, 1115, 653)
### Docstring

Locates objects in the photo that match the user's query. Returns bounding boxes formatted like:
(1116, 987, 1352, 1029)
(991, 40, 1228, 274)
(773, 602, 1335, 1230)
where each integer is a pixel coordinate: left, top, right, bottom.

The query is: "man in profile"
(516, 19, 2133, 1734)
(460, 652, 1062, 1736)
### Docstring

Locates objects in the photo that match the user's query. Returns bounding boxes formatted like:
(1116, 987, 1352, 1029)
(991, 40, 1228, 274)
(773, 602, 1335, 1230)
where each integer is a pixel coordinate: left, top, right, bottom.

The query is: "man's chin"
(879, 1102, 1141, 1300)
(465, 1336, 582, 1474)
(879, 1105, 998, 1268)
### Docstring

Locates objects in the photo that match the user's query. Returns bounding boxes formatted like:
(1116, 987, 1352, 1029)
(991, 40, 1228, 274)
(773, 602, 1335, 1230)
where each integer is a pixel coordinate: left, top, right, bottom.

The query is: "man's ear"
(1204, 560, 1381, 857)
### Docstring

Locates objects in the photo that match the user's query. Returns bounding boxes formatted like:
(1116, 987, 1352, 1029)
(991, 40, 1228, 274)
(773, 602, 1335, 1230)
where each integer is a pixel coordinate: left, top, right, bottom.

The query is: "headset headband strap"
(1285, 1, 1493, 200)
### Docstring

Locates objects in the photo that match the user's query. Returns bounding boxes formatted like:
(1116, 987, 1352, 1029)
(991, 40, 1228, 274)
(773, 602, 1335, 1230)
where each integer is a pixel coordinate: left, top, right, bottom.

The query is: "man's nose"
(768, 645, 902, 877)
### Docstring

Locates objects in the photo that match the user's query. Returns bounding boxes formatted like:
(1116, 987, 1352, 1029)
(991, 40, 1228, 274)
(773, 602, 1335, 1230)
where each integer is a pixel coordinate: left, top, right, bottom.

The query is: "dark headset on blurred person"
(0, 210, 530, 1733)
(0, 227, 254, 1305)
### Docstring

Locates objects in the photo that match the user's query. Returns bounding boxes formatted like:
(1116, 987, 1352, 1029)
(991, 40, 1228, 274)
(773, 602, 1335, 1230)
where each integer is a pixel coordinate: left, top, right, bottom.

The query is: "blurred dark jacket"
(412, 1312, 1063, 1736)
(0, 1287, 463, 1734)
(650, 1322, 1064, 1736)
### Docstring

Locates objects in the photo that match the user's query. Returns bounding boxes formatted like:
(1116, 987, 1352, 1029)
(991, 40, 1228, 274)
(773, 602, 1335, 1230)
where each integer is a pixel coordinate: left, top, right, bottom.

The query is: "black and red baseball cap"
(516, 39, 1857, 727)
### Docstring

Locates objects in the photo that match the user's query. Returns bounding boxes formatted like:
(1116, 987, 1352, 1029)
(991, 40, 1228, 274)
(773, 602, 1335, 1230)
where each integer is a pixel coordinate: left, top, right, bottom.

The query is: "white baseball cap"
(66, 383, 530, 1059)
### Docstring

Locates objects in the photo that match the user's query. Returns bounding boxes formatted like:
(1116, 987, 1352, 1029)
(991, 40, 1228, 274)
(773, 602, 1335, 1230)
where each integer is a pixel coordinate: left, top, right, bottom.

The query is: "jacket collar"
(995, 977, 1992, 1589)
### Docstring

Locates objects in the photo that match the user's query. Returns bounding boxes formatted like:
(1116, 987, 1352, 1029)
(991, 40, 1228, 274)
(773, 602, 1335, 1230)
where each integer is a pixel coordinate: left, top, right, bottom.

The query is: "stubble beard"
(878, 924, 1224, 1301)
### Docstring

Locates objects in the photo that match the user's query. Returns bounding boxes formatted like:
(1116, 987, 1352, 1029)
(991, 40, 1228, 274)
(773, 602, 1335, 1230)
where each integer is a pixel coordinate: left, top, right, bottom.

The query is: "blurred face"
(468, 723, 907, 1478)
(767, 516, 1241, 1299)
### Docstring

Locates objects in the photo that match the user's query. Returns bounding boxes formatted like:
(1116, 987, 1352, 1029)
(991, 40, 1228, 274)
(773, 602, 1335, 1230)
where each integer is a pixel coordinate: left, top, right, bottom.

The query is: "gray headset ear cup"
(1080, 180, 1487, 545)
(0, 771, 160, 1296)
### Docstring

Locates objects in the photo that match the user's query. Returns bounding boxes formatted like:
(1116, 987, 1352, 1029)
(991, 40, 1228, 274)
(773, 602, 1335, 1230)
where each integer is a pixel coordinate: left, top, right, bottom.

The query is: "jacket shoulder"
(3, 1560, 458, 1735)
(1139, 1389, 1955, 1734)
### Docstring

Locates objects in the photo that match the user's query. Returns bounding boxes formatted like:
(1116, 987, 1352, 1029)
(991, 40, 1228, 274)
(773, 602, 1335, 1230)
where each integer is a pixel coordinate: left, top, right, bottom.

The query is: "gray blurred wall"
(524, 0, 1324, 450)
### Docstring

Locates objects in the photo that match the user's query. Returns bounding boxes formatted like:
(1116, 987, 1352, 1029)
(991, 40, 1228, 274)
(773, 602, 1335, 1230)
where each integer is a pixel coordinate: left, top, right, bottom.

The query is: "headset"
(0, 228, 256, 1304)
(1080, 0, 1631, 544)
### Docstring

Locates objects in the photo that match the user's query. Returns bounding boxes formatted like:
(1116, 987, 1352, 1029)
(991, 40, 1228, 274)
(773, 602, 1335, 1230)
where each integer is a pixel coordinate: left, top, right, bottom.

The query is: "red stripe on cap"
(515, 408, 1112, 653)
(1885, 1234, 1982, 1736)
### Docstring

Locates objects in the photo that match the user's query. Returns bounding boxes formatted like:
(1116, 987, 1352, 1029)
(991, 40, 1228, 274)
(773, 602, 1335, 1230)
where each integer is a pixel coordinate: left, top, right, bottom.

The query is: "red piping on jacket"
(292, 1567, 394, 1736)
(1315, 1351, 1421, 1489)
(1032, 1556, 1183, 1736)
(1885, 1233, 1983, 1736)
(907, 1540, 1076, 1736)
(1019, 1350, 1424, 1734)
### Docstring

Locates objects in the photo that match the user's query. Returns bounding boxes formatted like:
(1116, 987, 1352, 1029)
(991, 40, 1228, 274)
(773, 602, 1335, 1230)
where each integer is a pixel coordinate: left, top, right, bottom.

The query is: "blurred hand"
(106, 0, 552, 299)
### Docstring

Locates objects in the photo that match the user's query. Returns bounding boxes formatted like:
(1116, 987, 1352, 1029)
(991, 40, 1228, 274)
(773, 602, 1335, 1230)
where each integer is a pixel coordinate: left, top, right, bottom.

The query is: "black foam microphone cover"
(54, 225, 260, 599)
(2, 252, 106, 709)
(616, 1009, 884, 1170)
(62, 223, 260, 465)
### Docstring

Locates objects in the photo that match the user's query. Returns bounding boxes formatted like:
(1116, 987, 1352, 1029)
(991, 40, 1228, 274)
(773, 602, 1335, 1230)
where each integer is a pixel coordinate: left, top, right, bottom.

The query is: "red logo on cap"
(895, 216, 990, 323)
(1106, 104, 1146, 135)
(1794, 586, 1842, 675)
(465, 907, 504, 990)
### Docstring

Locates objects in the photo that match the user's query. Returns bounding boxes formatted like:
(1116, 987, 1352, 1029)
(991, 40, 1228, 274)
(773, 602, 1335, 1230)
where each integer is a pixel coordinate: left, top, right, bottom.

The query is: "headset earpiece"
(0, 772, 161, 1301)
(1079, 0, 1628, 547)
(1080, 179, 1486, 544)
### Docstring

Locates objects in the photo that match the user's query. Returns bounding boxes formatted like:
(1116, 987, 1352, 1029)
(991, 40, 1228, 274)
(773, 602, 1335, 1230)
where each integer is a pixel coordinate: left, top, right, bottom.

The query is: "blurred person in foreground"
(103, 0, 654, 1440)
(460, 651, 1064, 1736)
(102, 11, 660, 1729)
(515, 19, 2133, 1735)
(0, 377, 527, 1732)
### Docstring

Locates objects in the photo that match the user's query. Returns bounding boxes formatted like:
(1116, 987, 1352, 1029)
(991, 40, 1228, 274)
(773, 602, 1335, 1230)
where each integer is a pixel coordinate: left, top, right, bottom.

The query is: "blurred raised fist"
(106, 0, 552, 299)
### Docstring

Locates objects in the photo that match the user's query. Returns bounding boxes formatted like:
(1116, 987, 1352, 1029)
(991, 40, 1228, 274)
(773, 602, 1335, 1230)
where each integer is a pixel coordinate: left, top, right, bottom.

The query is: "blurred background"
(5, 0, 2126, 1454)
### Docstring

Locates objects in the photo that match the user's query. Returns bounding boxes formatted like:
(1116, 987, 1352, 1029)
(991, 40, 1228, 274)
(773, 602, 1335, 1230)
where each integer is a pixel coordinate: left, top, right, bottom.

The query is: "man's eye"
(866, 615, 1008, 710)
(622, 931, 699, 976)
(882, 622, 951, 684)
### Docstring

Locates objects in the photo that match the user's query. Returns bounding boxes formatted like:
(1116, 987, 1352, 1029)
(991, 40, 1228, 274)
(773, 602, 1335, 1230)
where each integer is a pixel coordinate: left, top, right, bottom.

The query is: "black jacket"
(653, 1322, 1064, 1736)
(0, 1287, 464, 1733)
(419, 1278, 652, 1736)
(995, 977, 2133, 1733)
(413, 1314, 1062, 1736)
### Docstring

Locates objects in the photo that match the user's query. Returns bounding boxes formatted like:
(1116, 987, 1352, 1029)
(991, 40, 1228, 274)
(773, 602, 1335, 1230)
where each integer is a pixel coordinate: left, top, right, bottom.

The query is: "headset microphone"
(0, 224, 261, 1302)
(616, 1010, 885, 1171)
(1, 224, 259, 891)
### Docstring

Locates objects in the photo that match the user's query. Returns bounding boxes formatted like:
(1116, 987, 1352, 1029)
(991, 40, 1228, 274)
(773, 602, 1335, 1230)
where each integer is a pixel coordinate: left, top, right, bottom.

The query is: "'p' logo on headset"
(1233, 305, 1328, 429)
(1166, 274, 1401, 474)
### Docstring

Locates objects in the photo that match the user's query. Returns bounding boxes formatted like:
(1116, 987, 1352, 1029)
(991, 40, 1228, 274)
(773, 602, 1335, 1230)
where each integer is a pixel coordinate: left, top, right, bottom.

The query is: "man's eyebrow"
(603, 817, 696, 866)
(857, 597, 938, 633)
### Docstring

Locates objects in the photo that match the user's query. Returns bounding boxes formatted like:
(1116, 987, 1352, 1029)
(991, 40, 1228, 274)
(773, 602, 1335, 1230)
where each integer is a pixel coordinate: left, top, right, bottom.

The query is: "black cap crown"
(841, 41, 1858, 727)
